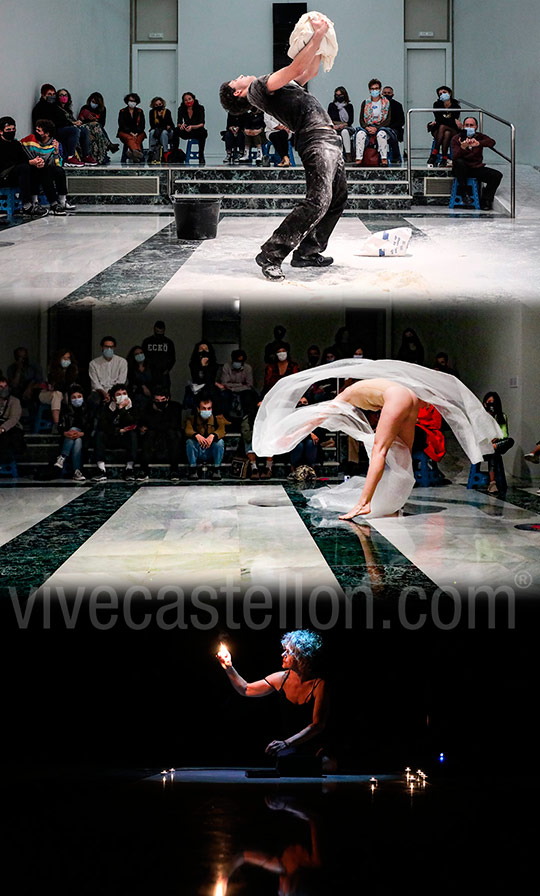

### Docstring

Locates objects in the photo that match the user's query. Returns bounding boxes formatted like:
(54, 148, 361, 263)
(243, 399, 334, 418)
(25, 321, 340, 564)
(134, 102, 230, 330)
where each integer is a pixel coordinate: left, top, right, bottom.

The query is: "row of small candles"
(367, 768, 428, 794)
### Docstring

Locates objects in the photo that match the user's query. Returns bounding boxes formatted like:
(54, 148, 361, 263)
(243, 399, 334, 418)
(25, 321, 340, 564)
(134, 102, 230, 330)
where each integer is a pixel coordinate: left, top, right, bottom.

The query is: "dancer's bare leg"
(339, 386, 419, 519)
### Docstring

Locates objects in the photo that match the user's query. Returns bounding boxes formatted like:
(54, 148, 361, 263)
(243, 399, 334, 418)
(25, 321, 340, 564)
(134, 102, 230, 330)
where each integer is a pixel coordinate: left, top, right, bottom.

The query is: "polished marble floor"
(1, 165, 540, 308)
(2, 478, 540, 600)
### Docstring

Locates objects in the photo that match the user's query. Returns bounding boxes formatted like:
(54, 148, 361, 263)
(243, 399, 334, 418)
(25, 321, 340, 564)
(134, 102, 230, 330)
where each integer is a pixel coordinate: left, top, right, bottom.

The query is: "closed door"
(406, 45, 452, 153)
(132, 45, 178, 122)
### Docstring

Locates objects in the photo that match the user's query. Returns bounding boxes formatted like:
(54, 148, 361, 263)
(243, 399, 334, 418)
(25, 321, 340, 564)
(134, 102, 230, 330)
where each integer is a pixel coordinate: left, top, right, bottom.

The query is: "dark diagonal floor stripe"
(53, 221, 201, 311)
(0, 484, 137, 598)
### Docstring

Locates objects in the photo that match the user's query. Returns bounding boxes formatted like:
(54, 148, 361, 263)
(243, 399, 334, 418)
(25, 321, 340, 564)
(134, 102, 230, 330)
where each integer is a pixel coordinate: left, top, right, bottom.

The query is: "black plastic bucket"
(171, 196, 222, 240)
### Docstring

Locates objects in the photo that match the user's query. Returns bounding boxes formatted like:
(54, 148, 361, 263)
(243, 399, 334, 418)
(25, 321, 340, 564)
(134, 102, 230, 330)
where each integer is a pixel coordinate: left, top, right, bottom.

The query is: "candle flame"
(217, 643, 231, 663)
(214, 878, 226, 896)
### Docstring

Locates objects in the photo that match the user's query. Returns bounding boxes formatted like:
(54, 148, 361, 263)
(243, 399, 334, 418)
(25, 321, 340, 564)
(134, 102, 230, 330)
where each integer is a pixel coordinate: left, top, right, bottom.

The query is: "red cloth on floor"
(416, 404, 445, 461)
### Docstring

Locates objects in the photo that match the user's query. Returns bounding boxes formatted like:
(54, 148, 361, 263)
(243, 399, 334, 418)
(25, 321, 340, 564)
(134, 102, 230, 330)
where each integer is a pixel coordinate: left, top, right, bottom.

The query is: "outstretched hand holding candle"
(216, 642, 232, 668)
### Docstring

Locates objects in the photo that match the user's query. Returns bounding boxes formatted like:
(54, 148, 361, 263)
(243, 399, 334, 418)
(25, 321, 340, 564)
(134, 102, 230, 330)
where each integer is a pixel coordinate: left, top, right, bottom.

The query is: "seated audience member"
(55, 88, 97, 165)
(141, 320, 176, 388)
(355, 78, 391, 167)
(78, 92, 119, 158)
(184, 394, 226, 480)
(126, 345, 153, 409)
(221, 112, 246, 163)
(0, 116, 49, 218)
(117, 93, 146, 161)
(32, 83, 86, 168)
(219, 349, 257, 419)
(264, 325, 290, 364)
(328, 86, 355, 162)
(381, 85, 405, 161)
(148, 97, 175, 162)
(20, 120, 77, 214)
(328, 326, 354, 359)
(427, 86, 461, 168)
(0, 373, 24, 463)
(261, 343, 300, 397)
(238, 108, 265, 163)
(397, 327, 424, 364)
(263, 112, 292, 167)
(173, 92, 207, 165)
(88, 336, 128, 409)
(137, 384, 182, 482)
(6, 346, 43, 408)
(288, 395, 320, 475)
(39, 348, 79, 431)
(483, 391, 513, 494)
(92, 383, 139, 482)
(450, 117, 503, 210)
(434, 351, 460, 378)
(305, 345, 321, 368)
(413, 403, 445, 463)
(53, 384, 90, 481)
(184, 340, 221, 412)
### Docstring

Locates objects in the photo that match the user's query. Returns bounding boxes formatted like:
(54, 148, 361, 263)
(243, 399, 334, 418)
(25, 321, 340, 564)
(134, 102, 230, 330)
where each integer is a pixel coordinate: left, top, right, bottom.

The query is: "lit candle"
(405, 766, 411, 781)
(217, 642, 231, 665)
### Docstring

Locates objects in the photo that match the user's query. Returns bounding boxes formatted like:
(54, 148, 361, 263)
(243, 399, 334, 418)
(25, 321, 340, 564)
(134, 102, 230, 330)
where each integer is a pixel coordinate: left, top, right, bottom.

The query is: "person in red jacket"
(450, 117, 503, 210)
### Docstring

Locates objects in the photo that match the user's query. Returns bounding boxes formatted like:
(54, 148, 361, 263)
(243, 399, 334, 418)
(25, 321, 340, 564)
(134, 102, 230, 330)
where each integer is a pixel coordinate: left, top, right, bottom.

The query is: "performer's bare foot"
(339, 501, 371, 520)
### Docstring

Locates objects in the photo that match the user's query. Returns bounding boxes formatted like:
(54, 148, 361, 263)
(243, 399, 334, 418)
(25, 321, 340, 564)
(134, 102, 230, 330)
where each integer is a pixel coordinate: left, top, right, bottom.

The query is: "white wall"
(0, 0, 130, 138)
(178, 0, 405, 161)
(454, 0, 538, 164)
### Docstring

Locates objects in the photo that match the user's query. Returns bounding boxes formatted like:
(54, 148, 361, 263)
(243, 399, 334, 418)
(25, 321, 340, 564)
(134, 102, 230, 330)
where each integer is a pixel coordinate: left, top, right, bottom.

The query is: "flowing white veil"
(252, 359, 502, 518)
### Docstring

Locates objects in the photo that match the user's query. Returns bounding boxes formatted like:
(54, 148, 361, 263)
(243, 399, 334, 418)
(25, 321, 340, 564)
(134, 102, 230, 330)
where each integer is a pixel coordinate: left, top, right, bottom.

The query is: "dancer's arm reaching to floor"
(266, 14, 329, 92)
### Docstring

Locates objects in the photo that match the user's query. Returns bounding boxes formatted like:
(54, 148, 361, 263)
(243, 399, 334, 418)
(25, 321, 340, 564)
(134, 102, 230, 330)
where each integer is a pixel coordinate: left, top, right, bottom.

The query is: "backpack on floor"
(363, 135, 380, 167)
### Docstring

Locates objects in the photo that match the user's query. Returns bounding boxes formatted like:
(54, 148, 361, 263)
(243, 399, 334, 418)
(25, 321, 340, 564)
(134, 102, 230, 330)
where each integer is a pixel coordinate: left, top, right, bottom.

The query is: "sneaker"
(189, 468, 199, 480)
(212, 469, 222, 480)
(54, 454, 65, 469)
(136, 470, 150, 482)
(108, 142, 120, 153)
(132, 149, 144, 162)
(250, 466, 260, 480)
(124, 467, 136, 482)
(291, 252, 333, 268)
(22, 203, 49, 218)
(255, 252, 285, 281)
(524, 453, 540, 464)
(223, 153, 232, 163)
(83, 155, 98, 166)
(426, 154, 438, 167)
(61, 199, 77, 211)
(64, 156, 84, 168)
(50, 203, 67, 216)
(92, 470, 107, 483)
(458, 193, 474, 207)
(260, 466, 272, 480)
(487, 481, 498, 494)
(72, 469, 86, 482)
(169, 469, 180, 482)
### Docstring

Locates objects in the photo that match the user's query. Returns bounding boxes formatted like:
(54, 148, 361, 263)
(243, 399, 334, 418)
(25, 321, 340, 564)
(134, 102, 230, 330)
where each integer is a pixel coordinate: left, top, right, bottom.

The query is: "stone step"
(174, 165, 409, 181)
(173, 179, 410, 196)
(213, 194, 413, 211)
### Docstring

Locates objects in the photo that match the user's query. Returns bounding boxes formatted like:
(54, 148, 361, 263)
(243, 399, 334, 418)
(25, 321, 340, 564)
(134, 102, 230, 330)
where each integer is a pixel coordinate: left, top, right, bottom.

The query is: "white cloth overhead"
(252, 359, 502, 519)
(287, 11, 338, 73)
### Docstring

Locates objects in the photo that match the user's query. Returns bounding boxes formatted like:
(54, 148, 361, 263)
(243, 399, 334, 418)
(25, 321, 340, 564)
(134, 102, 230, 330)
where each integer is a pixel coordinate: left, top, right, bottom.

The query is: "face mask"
(486, 404, 496, 415)
(60, 358, 71, 369)
(134, 353, 145, 363)
(45, 95, 56, 103)
(0, 387, 9, 399)
(354, 353, 364, 359)
(128, 101, 137, 109)
(439, 92, 450, 102)
(308, 356, 319, 365)
(154, 399, 168, 408)
(102, 348, 114, 359)
(335, 95, 344, 102)
(200, 409, 212, 420)
(59, 96, 69, 104)
(465, 127, 476, 137)
(277, 351, 287, 361)
(231, 361, 243, 370)
(2, 131, 16, 141)
(370, 89, 380, 98)
(155, 105, 164, 110)
(115, 393, 129, 406)
(90, 102, 99, 110)
(383, 94, 393, 100)
(71, 397, 84, 407)
(326, 356, 335, 363)
(184, 98, 194, 106)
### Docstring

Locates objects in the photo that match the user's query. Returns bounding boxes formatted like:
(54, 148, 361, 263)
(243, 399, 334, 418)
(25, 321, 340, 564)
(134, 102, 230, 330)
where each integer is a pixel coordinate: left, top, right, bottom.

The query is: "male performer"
(220, 14, 347, 282)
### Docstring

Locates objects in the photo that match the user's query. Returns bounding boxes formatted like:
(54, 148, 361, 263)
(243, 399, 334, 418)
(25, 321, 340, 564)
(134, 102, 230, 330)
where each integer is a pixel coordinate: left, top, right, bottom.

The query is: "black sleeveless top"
(266, 671, 323, 740)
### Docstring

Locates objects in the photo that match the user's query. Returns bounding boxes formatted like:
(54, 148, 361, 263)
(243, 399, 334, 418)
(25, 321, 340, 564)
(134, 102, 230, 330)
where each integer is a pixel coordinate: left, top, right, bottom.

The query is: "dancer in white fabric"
(252, 359, 502, 519)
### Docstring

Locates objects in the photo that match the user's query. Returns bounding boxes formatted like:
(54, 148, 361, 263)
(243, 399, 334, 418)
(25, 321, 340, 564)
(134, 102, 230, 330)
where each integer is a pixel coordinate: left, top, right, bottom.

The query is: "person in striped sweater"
(20, 119, 76, 215)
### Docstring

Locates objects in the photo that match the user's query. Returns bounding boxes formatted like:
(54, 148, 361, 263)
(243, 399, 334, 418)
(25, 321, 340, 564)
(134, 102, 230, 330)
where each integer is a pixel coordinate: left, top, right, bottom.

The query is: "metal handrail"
(405, 104, 515, 217)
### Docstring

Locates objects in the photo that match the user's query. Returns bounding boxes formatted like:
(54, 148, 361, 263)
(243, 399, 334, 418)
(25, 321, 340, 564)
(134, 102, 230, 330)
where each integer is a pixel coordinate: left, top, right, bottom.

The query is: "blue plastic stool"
(33, 402, 53, 433)
(0, 459, 18, 477)
(449, 177, 481, 209)
(467, 456, 507, 493)
(184, 139, 200, 165)
(412, 450, 446, 487)
(0, 186, 23, 221)
(263, 140, 296, 167)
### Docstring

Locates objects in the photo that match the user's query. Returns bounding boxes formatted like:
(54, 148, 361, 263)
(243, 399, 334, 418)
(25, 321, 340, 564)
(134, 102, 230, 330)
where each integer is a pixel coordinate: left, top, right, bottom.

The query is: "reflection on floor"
(1, 479, 540, 598)
(1, 165, 539, 306)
